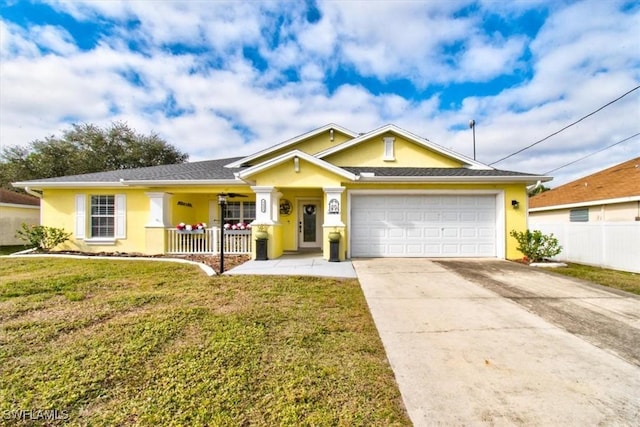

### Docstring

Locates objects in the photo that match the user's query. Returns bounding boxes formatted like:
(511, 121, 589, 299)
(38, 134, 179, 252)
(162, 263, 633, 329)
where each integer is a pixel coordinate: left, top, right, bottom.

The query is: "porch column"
(323, 186, 346, 260)
(250, 186, 283, 259)
(251, 186, 279, 225)
(145, 192, 170, 254)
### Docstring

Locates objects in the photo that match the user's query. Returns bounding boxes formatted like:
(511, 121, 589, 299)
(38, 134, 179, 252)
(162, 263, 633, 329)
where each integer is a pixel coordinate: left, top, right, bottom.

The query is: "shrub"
(509, 229, 562, 263)
(16, 223, 72, 251)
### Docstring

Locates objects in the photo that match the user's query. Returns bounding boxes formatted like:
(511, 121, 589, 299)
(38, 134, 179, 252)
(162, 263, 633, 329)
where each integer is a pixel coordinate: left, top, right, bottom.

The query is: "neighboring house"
(13, 124, 549, 260)
(529, 157, 640, 272)
(0, 188, 41, 246)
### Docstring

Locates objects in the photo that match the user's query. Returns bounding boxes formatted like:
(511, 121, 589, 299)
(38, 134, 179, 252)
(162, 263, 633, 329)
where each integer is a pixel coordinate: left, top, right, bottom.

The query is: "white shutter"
(115, 194, 126, 239)
(75, 194, 86, 238)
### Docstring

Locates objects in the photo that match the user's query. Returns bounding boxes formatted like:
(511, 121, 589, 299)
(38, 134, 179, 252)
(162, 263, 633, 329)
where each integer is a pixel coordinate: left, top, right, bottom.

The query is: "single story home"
(0, 188, 41, 246)
(529, 156, 640, 273)
(529, 156, 640, 222)
(14, 124, 550, 261)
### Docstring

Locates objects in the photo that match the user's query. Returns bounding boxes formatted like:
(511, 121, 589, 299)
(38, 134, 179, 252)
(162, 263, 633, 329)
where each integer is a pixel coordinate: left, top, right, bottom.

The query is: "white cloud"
(1, 0, 638, 187)
(458, 36, 526, 81)
(0, 21, 42, 59)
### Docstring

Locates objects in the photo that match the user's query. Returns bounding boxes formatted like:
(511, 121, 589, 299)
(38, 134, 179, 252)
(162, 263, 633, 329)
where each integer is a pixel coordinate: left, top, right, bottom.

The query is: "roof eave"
(530, 195, 640, 212)
(13, 181, 127, 189)
(0, 202, 40, 209)
(356, 175, 551, 184)
(13, 179, 240, 189)
(121, 179, 240, 186)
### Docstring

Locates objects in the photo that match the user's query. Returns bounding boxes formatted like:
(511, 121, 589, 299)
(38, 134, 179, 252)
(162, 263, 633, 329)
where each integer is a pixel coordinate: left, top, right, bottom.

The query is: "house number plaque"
(260, 199, 267, 213)
(328, 198, 340, 214)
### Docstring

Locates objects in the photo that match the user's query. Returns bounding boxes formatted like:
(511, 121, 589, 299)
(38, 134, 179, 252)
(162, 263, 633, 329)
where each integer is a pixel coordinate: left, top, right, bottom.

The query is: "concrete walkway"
(353, 258, 640, 426)
(225, 251, 357, 278)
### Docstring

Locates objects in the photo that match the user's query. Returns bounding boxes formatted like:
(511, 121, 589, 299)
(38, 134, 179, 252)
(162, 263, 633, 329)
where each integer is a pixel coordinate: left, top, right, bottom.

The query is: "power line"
(544, 132, 640, 175)
(489, 84, 640, 165)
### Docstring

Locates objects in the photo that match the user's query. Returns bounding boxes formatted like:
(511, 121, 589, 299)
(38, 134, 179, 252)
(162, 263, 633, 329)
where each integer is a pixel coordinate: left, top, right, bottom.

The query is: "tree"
(0, 122, 189, 190)
(528, 184, 550, 196)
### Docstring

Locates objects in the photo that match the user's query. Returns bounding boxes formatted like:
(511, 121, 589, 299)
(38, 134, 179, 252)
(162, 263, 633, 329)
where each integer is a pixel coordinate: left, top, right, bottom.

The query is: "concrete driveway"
(353, 258, 640, 426)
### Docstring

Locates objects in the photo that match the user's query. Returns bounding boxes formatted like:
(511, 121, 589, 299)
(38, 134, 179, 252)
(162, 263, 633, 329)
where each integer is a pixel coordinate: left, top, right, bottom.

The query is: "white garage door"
(350, 194, 496, 257)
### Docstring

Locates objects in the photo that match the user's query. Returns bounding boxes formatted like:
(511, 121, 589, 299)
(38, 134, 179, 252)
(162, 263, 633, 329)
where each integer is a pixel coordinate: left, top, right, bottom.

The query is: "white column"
(145, 192, 170, 227)
(251, 186, 279, 225)
(323, 186, 345, 227)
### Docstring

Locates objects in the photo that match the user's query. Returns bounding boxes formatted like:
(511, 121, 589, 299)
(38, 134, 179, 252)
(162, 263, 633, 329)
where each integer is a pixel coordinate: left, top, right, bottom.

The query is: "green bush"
(16, 223, 72, 251)
(509, 229, 562, 263)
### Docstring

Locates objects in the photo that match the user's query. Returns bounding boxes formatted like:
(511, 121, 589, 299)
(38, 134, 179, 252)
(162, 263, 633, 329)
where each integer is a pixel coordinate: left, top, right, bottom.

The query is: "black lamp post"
(218, 193, 227, 274)
(217, 192, 247, 275)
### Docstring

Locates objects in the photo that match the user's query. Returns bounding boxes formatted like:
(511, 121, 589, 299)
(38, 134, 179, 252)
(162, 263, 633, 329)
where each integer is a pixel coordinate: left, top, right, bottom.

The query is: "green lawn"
(0, 258, 409, 426)
(552, 263, 640, 295)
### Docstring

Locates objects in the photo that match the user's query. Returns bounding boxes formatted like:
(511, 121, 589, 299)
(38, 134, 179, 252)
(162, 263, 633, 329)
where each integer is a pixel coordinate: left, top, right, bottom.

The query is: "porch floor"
(225, 251, 357, 278)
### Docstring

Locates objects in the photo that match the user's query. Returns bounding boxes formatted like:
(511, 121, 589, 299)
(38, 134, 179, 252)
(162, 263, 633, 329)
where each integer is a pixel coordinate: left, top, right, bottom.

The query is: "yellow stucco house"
(13, 124, 550, 260)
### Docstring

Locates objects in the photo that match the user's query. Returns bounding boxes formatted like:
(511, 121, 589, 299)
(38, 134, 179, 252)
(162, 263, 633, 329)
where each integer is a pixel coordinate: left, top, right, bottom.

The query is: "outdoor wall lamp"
(511, 199, 520, 209)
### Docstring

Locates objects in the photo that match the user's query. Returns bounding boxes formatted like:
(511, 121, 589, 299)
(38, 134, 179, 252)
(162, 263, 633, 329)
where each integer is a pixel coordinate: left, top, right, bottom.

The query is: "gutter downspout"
(527, 180, 542, 194)
(24, 186, 43, 198)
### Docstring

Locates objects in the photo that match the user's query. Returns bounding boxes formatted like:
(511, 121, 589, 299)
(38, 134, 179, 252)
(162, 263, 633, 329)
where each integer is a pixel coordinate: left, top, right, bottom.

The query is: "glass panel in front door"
(303, 204, 317, 242)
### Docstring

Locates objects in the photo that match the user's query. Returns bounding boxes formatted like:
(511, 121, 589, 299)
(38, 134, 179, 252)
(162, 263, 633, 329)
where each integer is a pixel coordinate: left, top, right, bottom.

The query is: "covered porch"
(165, 227, 252, 255)
(145, 183, 347, 260)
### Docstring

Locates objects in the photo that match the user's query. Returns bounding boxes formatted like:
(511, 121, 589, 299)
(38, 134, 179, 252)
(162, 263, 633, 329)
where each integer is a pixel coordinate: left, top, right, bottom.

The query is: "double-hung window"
(224, 201, 256, 225)
(91, 195, 115, 237)
(75, 194, 126, 241)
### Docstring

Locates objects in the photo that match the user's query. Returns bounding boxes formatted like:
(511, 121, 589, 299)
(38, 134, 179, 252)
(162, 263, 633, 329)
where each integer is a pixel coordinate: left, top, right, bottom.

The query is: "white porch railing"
(166, 228, 252, 254)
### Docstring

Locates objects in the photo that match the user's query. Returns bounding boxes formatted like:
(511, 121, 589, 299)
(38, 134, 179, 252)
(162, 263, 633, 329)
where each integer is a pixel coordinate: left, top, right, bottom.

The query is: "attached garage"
(350, 193, 500, 257)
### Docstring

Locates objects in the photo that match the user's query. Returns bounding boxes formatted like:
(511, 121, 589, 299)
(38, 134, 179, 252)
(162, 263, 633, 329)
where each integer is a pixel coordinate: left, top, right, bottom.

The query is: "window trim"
(75, 193, 126, 242)
(383, 136, 395, 161)
(223, 201, 256, 225)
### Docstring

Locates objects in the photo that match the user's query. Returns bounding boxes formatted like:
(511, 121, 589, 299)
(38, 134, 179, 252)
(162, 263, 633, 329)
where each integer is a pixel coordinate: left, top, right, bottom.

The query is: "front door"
(298, 199, 322, 248)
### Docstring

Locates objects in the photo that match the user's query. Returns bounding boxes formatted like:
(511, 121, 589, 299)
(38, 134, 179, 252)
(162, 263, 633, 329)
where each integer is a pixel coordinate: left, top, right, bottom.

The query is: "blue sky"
(1, 0, 638, 186)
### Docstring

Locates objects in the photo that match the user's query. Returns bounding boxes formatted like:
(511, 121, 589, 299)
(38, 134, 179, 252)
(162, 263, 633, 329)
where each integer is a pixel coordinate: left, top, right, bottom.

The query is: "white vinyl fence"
(166, 228, 252, 255)
(528, 221, 640, 273)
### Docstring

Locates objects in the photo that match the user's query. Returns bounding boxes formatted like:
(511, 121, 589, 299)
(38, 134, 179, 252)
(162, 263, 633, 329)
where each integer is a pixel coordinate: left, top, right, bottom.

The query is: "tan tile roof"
(0, 189, 40, 206)
(529, 157, 640, 209)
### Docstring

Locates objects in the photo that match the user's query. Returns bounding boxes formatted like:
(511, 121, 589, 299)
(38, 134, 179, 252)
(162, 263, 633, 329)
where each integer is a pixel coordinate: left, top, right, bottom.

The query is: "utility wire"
(489, 84, 640, 165)
(544, 132, 640, 175)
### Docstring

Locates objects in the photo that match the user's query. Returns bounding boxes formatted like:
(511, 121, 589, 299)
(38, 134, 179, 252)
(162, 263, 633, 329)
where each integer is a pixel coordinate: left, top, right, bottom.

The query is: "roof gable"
(235, 150, 356, 185)
(316, 124, 491, 170)
(225, 124, 357, 168)
(530, 157, 640, 209)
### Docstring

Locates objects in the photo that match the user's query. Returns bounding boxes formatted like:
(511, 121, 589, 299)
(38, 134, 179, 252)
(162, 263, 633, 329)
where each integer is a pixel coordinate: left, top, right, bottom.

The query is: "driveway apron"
(353, 258, 640, 426)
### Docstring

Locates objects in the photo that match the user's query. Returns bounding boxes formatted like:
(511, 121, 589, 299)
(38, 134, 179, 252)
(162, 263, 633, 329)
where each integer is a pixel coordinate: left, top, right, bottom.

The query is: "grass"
(0, 258, 409, 426)
(552, 263, 640, 295)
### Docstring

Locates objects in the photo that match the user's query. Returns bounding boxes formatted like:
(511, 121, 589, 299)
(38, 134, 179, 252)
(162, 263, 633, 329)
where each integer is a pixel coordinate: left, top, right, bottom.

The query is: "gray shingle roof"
(16, 158, 543, 186)
(24, 157, 244, 183)
(342, 167, 539, 177)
